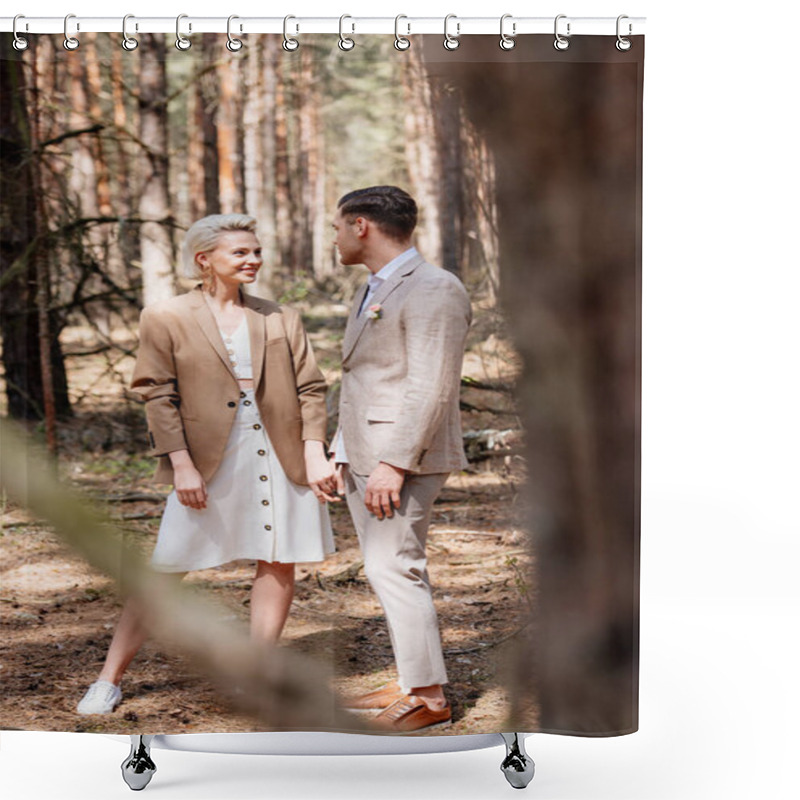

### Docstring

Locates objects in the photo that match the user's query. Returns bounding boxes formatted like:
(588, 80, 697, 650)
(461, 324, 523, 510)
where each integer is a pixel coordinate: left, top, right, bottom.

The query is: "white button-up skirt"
(150, 389, 335, 572)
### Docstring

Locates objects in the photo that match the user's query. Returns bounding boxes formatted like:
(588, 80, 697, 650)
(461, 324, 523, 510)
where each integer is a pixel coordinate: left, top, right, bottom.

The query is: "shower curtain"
(0, 29, 643, 739)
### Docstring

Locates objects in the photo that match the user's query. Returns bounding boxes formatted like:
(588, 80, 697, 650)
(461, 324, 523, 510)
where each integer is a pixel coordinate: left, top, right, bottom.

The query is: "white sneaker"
(77, 680, 122, 715)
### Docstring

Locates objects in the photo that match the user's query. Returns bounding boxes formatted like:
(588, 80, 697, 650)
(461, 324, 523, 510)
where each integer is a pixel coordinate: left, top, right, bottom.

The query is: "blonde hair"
(181, 214, 258, 279)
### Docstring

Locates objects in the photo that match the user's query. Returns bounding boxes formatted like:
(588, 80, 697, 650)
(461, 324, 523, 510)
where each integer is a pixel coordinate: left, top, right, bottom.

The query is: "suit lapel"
(188, 288, 239, 381)
(341, 280, 370, 358)
(342, 255, 424, 363)
(242, 293, 266, 391)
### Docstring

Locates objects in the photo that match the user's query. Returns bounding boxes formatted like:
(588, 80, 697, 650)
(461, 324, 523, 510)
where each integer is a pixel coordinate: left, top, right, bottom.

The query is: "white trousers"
(344, 466, 449, 693)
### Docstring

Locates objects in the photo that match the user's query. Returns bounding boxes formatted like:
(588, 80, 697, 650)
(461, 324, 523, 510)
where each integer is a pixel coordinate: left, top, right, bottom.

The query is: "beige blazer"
(337, 255, 471, 475)
(131, 286, 327, 486)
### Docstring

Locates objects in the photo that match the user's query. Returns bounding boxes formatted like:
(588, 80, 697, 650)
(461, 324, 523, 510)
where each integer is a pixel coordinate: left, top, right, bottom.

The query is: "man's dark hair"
(337, 186, 417, 241)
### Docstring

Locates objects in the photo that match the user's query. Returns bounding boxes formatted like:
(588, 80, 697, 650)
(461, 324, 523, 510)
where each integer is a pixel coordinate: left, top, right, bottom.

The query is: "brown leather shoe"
(374, 695, 452, 732)
(342, 680, 405, 710)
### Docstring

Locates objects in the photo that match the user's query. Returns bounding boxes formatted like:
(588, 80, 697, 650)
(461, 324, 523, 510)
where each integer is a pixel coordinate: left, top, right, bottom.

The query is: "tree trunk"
(138, 34, 175, 306)
(242, 38, 275, 294)
(217, 49, 241, 214)
(274, 57, 292, 271)
(110, 44, 139, 278)
(0, 36, 70, 421)
(401, 47, 443, 266)
(430, 81, 463, 277)
(424, 38, 642, 735)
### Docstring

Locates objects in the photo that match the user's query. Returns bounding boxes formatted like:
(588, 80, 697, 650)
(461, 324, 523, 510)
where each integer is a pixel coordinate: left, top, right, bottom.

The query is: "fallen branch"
(461, 376, 514, 393)
(104, 493, 166, 503)
(0, 419, 366, 732)
(445, 622, 532, 656)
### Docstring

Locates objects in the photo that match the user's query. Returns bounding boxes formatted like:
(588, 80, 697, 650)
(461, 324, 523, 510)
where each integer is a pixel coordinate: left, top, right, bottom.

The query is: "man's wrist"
(379, 461, 406, 475)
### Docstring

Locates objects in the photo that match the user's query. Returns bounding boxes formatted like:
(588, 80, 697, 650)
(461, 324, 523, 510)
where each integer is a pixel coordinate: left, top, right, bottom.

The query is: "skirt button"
(264, 524, 272, 531)
(257, 449, 266, 456)
(261, 499, 270, 506)
(253, 423, 262, 430)
(259, 475, 268, 482)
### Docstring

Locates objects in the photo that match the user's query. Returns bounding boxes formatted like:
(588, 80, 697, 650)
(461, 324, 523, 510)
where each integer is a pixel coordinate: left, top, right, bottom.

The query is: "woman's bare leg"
(249, 561, 295, 643)
(96, 572, 187, 686)
(96, 598, 148, 685)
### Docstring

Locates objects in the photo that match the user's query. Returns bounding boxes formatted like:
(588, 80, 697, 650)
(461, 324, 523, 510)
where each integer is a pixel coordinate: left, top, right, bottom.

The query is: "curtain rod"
(1, 16, 646, 36)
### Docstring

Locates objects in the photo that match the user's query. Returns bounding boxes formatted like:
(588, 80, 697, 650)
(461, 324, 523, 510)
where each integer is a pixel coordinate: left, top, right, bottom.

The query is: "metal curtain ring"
(616, 14, 632, 51)
(443, 14, 460, 51)
(499, 13, 516, 50)
(121, 14, 139, 51)
(283, 15, 299, 51)
(12, 14, 29, 51)
(338, 15, 355, 50)
(394, 15, 410, 51)
(227, 15, 243, 52)
(553, 14, 570, 51)
(63, 13, 79, 50)
(175, 13, 192, 50)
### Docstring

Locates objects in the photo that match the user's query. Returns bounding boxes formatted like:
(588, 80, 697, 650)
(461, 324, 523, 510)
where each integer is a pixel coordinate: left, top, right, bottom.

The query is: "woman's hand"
(169, 449, 208, 509)
(304, 441, 341, 504)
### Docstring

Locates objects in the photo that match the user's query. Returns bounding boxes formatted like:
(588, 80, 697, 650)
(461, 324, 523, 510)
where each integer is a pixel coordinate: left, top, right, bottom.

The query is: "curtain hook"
(226, 15, 243, 52)
(616, 15, 632, 51)
(443, 14, 460, 51)
(175, 13, 192, 51)
(12, 15, 29, 51)
(394, 15, 411, 51)
(499, 14, 516, 51)
(63, 13, 80, 50)
(553, 14, 570, 51)
(121, 14, 139, 51)
(283, 15, 299, 51)
(338, 14, 355, 51)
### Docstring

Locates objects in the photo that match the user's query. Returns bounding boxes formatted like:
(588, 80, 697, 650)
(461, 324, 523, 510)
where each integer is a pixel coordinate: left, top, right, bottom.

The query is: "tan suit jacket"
(131, 286, 327, 486)
(337, 255, 471, 475)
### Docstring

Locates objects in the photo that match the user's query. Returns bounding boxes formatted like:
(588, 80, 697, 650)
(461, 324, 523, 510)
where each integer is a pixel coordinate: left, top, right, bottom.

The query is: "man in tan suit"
(331, 186, 471, 731)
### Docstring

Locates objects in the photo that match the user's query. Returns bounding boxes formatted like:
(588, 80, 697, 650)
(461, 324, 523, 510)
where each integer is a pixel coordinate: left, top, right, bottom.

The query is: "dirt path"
(1, 314, 534, 735)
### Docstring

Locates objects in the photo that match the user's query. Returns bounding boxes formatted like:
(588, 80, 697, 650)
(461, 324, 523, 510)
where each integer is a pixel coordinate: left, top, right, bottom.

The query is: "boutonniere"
(366, 304, 383, 320)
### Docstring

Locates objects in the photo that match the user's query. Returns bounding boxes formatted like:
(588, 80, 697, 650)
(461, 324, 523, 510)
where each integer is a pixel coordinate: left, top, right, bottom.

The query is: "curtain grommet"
(12, 15, 29, 51)
(175, 13, 192, 51)
(499, 14, 516, 50)
(553, 14, 571, 51)
(63, 13, 80, 50)
(394, 15, 411, 51)
(443, 14, 460, 51)
(283, 15, 299, 51)
(616, 15, 632, 51)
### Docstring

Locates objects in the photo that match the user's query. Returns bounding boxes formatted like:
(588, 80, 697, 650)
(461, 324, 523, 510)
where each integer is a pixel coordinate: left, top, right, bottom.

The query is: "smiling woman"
(76, 213, 339, 715)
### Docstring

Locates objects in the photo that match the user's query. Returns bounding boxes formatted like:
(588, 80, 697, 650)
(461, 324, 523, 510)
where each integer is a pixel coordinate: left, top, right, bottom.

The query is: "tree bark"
(217, 48, 241, 214)
(138, 34, 175, 306)
(242, 38, 275, 294)
(424, 38, 642, 735)
(0, 36, 70, 422)
(274, 56, 292, 271)
(401, 47, 443, 266)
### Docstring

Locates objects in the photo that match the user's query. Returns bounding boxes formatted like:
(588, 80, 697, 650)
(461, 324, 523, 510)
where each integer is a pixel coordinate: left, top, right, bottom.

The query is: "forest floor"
(0, 301, 536, 736)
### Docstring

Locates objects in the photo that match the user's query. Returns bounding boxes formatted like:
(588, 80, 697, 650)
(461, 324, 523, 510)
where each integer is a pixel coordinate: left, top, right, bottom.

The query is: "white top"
(220, 317, 253, 379)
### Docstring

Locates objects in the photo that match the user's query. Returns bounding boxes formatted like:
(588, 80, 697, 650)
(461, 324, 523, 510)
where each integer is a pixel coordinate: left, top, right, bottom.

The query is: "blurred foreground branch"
(0, 419, 364, 733)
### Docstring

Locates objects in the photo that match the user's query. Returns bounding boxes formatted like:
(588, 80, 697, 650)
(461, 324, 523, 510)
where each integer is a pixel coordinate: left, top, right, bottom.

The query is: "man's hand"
(364, 462, 406, 519)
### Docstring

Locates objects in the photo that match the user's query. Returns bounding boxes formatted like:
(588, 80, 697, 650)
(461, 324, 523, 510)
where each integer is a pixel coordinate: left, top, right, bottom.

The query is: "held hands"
(365, 462, 406, 520)
(305, 441, 342, 504)
(169, 450, 208, 509)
